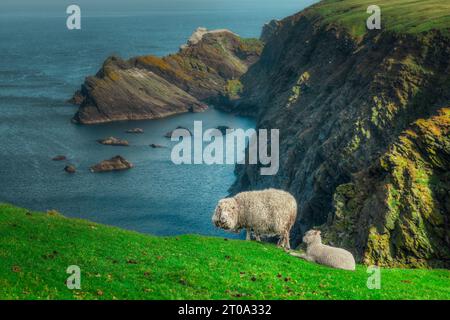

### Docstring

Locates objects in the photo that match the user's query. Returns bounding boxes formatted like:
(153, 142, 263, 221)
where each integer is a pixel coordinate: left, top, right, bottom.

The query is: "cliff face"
(324, 109, 450, 268)
(72, 29, 262, 124)
(231, 6, 450, 267)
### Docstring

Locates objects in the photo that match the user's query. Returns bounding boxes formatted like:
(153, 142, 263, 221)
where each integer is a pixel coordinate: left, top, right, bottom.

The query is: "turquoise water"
(0, 1, 314, 236)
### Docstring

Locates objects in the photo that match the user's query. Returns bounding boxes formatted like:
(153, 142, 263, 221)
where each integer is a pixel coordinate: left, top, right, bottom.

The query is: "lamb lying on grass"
(290, 230, 356, 271)
(212, 189, 297, 249)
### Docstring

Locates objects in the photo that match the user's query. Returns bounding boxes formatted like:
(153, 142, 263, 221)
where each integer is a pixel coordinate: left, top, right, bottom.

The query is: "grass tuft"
(307, 0, 450, 37)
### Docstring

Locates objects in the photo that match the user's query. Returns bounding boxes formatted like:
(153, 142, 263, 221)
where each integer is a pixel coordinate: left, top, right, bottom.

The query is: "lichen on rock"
(326, 108, 450, 268)
(71, 29, 262, 124)
(230, 4, 450, 267)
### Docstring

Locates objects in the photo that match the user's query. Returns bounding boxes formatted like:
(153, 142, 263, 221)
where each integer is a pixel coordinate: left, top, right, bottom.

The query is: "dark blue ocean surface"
(0, 0, 314, 237)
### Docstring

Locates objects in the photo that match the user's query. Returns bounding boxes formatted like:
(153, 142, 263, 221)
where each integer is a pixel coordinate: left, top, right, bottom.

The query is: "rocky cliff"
(231, 0, 450, 267)
(71, 28, 263, 124)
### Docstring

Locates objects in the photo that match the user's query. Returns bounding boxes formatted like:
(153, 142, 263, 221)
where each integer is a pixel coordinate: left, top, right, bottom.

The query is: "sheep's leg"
(289, 251, 304, 258)
(255, 234, 261, 242)
(290, 252, 315, 262)
(277, 237, 283, 247)
(277, 233, 288, 249)
(246, 229, 251, 241)
(284, 231, 291, 250)
(303, 254, 315, 262)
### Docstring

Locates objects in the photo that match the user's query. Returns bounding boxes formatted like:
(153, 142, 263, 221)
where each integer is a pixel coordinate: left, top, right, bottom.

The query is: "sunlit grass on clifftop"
(1, 203, 449, 300)
(306, 0, 450, 37)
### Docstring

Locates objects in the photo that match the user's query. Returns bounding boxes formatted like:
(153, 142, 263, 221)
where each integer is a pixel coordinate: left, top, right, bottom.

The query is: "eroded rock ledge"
(71, 28, 263, 124)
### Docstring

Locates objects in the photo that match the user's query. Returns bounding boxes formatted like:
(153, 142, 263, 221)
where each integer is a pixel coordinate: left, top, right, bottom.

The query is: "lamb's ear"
(315, 230, 321, 235)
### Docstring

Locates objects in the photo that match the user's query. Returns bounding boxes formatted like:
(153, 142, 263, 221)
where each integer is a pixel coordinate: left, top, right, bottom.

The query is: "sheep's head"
(212, 198, 240, 232)
(302, 230, 321, 245)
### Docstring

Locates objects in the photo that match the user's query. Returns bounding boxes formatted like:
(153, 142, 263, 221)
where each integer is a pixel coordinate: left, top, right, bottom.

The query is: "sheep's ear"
(315, 230, 321, 235)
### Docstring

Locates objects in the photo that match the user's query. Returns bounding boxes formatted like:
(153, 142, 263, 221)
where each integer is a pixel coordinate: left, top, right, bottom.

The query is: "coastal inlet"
(1, 106, 254, 238)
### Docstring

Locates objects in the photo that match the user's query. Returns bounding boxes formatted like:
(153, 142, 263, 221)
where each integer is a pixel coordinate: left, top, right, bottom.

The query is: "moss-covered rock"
(225, 79, 244, 100)
(72, 29, 262, 124)
(326, 108, 450, 268)
(231, 2, 450, 268)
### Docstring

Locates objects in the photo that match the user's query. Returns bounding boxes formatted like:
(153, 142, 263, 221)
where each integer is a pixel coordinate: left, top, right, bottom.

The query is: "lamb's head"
(302, 230, 322, 245)
(212, 198, 240, 232)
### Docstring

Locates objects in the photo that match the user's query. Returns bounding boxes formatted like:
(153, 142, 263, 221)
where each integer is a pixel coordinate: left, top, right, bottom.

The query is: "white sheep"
(290, 230, 356, 271)
(212, 189, 297, 249)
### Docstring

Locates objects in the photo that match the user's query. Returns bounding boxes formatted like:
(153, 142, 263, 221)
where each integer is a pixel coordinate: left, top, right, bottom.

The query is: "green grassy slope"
(0, 203, 449, 300)
(306, 0, 450, 36)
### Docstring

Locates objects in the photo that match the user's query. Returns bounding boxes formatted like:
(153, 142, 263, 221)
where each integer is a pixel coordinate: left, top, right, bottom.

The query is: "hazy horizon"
(0, 0, 317, 17)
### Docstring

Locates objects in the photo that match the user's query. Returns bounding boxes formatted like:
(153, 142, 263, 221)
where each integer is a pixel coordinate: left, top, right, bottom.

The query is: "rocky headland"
(71, 28, 263, 124)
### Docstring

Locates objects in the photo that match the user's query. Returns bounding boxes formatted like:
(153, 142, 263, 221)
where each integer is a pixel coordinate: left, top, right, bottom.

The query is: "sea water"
(0, 0, 315, 237)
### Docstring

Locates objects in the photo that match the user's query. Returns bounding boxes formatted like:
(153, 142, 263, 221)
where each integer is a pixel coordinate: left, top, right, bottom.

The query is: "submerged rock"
(64, 165, 76, 174)
(52, 155, 67, 161)
(126, 128, 144, 134)
(90, 156, 133, 173)
(97, 137, 129, 146)
(150, 144, 166, 148)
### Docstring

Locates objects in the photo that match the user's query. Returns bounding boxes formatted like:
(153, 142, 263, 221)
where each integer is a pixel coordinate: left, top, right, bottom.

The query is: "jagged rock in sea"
(90, 156, 133, 173)
(64, 165, 76, 174)
(71, 28, 263, 124)
(126, 128, 144, 134)
(97, 137, 129, 146)
(231, 1, 450, 267)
